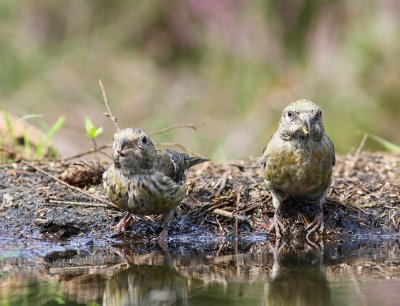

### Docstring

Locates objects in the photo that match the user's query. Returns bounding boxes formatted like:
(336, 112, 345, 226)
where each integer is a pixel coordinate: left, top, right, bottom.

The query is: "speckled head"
(112, 128, 157, 172)
(278, 99, 324, 141)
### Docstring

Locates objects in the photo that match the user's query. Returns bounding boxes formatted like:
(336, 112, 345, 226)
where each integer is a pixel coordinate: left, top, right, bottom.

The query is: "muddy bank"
(0, 152, 399, 254)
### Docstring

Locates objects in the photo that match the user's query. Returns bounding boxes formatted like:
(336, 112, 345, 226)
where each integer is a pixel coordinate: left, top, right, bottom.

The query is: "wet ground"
(0, 152, 399, 252)
(0, 152, 399, 305)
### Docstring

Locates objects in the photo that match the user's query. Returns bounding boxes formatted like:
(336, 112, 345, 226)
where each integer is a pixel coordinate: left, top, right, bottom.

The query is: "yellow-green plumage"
(103, 163, 186, 216)
(263, 135, 333, 199)
(261, 100, 335, 238)
(102, 128, 208, 240)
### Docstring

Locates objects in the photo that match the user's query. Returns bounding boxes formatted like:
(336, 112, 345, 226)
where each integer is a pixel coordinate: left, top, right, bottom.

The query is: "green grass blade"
(46, 116, 65, 140)
(369, 134, 400, 154)
(23, 132, 31, 158)
(2, 111, 17, 146)
(15, 114, 43, 123)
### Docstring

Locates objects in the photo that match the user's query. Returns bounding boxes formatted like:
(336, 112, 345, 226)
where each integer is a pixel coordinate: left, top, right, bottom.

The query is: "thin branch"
(212, 208, 247, 221)
(350, 133, 368, 170)
(49, 199, 109, 208)
(61, 144, 112, 162)
(99, 79, 119, 131)
(149, 123, 198, 137)
(21, 161, 118, 209)
(156, 142, 202, 157)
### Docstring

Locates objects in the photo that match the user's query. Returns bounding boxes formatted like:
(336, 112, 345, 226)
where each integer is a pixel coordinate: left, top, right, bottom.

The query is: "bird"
(103, 128, 208, 242)
(260, 99, 335, 238)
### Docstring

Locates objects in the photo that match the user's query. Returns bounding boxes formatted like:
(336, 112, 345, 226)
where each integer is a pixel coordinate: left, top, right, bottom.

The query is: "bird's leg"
(159, 210, 174, 248)
(306, 194, 325, 239)
(112, 212, 134, 233)
(269, 191, 285, 238)
(270, 239, 287, 279)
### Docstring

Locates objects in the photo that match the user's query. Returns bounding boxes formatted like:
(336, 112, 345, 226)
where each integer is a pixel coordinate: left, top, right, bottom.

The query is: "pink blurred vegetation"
(1, 0, 400, 159)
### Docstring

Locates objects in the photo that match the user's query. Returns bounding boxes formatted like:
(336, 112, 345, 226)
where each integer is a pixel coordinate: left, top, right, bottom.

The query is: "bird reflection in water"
(264, 241, 332, 306)
(103, 263, 188, 306)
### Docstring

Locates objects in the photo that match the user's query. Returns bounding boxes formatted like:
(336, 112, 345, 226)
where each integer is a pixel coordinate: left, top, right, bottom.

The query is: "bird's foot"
(269, 215, 286, 238)
(112, 212, 134, 233)
(305, 213, 324, 239)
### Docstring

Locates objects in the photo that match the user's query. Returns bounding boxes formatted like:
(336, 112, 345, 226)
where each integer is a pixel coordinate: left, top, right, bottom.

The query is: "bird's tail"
(186, 156, 209, 169)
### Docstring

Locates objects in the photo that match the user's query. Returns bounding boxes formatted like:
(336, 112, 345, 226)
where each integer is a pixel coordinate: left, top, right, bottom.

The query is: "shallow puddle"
(0, 238, 399, 306)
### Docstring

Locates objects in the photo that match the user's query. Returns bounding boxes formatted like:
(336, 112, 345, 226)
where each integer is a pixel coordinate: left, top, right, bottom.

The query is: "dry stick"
(62, 144, 112, 162)
(234, 187, 242, 236)
(216, 173, 228, 196)
(99, 79, 119, 132)
(149, 124, 197, 137)
(49, 199, 109, 208)
(156, 142, 202, 157)
(212, 208, 247, 221)
(21, 161, 118, 209)
(350, 133, 369, 170)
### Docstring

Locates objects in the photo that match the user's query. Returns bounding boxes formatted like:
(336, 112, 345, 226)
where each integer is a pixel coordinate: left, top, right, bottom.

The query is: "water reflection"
(104, 264, 187, 306)
(0, 240, 399, 306)
(265, 241, 331, 306)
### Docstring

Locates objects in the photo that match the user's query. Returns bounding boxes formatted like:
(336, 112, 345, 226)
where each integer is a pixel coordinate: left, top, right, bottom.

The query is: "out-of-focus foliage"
(1, 0, 399, 159)
(0, 111, 64, 160)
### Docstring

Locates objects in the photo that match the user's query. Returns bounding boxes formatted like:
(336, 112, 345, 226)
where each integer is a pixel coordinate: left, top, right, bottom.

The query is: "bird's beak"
(299, 114, 312, 136)
(116, 149, 124, 157)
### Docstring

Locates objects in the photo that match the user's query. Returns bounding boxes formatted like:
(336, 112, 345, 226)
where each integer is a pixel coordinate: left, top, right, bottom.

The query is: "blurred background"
(1, 0, 400, 160)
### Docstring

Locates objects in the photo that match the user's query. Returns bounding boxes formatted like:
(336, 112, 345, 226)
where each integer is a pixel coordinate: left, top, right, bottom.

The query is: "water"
(0, 238, 399, 306)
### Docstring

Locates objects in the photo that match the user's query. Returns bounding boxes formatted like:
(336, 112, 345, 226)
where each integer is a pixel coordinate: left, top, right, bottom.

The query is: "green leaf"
(93, 126, 103, 138)
(85, 116, 95, 134)
(369, 134, 400, 154)
(85, 117, 103, 139)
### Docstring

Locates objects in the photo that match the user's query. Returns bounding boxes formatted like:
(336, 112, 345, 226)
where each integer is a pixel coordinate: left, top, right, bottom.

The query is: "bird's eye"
(287, 111, 293, 118)
(141, 136, 148, 144)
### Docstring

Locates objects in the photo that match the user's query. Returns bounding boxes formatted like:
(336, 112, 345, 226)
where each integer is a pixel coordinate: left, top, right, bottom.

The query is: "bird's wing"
(164, 150, 209, 183)
(165, 149, 188, 183)
(259, 136, 273, 168)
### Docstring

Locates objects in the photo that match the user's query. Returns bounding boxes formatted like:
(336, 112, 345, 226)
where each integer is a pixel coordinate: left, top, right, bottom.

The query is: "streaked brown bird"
(103, 128, 208, 242)
(260, 100, 335, 238)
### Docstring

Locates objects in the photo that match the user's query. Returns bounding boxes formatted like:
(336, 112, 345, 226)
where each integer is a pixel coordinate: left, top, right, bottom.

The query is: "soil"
(0, 152, 399, 256)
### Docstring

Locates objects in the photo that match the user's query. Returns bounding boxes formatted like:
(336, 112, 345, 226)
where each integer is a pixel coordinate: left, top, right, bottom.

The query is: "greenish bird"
(260, 100, 335, 238)
(103, 128, 208, 242)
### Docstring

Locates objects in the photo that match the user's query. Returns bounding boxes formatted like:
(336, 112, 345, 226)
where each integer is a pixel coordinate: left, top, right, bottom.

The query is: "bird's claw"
(112, 213, 134, 233)
(269, 215, 286, 238)
(305, 213, 324, 239)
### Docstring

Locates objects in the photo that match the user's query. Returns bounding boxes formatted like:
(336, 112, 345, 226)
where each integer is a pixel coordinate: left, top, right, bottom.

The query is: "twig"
(234, 187, 242, 235)
(241, 203, 261, 214)
(99, 79, 119, 131)
(350, 133, 368, 170)
(149, 124, 198, 137)
(229, 163, 262, 172)
(62, 144, 112, 162)
(215, 173, 228, 196)
(212, 208, 247, 221)
(49, 199, 109, 208)
(21, 161, 118, 209)
(156, 142, 202, 157)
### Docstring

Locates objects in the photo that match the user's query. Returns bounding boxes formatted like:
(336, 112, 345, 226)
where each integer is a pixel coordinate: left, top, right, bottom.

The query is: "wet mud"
(0, 152, 399, 257)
